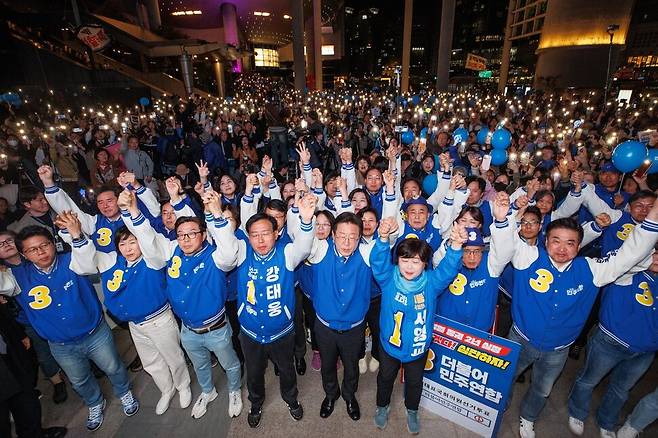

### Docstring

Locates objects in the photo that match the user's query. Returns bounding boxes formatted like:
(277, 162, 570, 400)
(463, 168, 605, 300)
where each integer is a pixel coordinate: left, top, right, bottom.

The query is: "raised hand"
(382, 169, 395, 193)
(202, 190, 222, 217)
(449, 223, 468, 249)
(594, 213, 612, 229)
(37, 165, 55, 187)
(378, 217, 399, 241)
(339, 147, 353, 164)
(526, 178, 540, 199)
(261, 173, 273, 192)
(298, 193, 318, 223)
(165, 176, 183, 203)
(311, 168, 323, 189)
(515, 194, 529, 211)
(492, 191, 511, 222)
(54, 211, 83, 239)
(195, 160, 209, 184)
(245, 173, 259, 196)
(571, 170, 584, 192)
(439, 152, 451, 172)
(297, 142, 311, 165)
(194, 181, 205, 197)
(261, 155, 273, 174)
(295, 177, 309, 195)
(450, 174, 466, 191)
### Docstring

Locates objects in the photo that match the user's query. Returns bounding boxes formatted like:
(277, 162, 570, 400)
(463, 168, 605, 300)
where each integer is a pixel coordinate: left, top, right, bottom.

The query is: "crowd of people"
(1, 76, 658, 438)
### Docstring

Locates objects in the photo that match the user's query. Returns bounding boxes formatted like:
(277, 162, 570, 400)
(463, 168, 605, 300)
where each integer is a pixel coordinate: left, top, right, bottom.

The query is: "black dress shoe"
(128, 356, 142, 372)
(247, 408, 262, 428)
(42, 426, 67, 438)
(295, 357, 306, 376)
(288, 401, 304, 421)
(346, 399, 360, 421)
(319, 397, 337, 418)
(53, 381, 67, 404)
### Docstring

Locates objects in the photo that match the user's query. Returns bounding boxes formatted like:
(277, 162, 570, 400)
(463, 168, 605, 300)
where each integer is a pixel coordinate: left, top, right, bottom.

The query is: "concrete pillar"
(137, 3, 150, 30)
(179, 51, 193, 96)
(313, 0, 323, 91)
(213, 59, 225, 97)
(498, 0, 514, 94)
(221, 2, 242, 72)
(291, 0, 306, 92)
(401, 0, 413, 93)
(144, 0, 161, 30)
(436, 0, 456, 92)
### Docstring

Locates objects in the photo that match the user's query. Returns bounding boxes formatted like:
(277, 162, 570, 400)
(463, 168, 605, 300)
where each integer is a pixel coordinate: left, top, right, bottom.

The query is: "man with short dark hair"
(0, 225, 139, 432)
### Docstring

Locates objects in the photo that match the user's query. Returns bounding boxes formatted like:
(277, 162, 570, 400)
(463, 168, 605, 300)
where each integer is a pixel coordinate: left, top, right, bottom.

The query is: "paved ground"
(34, 327, 658, 438)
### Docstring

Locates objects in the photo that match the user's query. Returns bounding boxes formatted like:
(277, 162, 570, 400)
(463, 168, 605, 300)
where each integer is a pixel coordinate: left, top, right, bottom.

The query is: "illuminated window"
(321, 45, 335, 55)
(254, 48, 279, 67)
(171, 10, 202, 16)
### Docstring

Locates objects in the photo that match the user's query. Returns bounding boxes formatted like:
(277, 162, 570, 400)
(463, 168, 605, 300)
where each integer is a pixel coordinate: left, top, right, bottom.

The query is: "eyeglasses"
(463, 249, 483, 256)
(520, 220, 540, 227)
(23, 241, 52, 256)
(176, 230, 203, 241)
(316, 223, 332, 229)
(334, 233, 359, 242)
(0, 238, 15, 247)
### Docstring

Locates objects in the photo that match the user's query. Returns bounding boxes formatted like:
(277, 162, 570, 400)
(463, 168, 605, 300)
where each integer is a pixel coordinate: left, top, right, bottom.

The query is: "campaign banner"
(465, 53, 487, 71)
(420, 315, 520, 438)
(76, 25, 111, 52)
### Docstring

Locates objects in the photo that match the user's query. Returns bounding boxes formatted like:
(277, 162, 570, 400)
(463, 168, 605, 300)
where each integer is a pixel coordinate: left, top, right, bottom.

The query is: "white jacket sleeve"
(134, 186, 161, 218)
(206, 213, 245, 272)
(589, 219, 658, 287)
(581, 184, 623, 224)
(44, 186, 97, 235)
(284, 218, 316, 270)
(487, 219, 516, 277)
(341, 163, 357, 194)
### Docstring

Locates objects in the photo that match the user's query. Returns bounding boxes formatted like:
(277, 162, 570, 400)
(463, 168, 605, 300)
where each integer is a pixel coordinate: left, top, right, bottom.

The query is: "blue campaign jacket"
(371, 238, 462, 362)
(11, 250, 102, 343)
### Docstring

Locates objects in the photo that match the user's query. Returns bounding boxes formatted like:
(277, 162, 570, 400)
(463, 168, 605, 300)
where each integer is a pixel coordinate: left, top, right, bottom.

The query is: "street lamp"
(604, 24, 620, 104)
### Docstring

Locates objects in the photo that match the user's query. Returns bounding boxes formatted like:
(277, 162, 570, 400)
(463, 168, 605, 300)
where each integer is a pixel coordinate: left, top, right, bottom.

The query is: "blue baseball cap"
(599, 162, 621, 174)
(402, 196, 433, 214)
(464, 228, 485, 247)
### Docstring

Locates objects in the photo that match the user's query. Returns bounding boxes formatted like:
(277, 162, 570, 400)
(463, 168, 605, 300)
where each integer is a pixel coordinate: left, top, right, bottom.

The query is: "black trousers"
(302, 294, 318, 351)
(239, 331, 298, 409)
(314, 318, 364, 402)
(360, 295, 381, 361)
(225, 300, 245, 364)
(0, 360, 42, 438)
(293, 288, 307, 360)
(495, 292, 513, 338)
(376, 347, 428, 411)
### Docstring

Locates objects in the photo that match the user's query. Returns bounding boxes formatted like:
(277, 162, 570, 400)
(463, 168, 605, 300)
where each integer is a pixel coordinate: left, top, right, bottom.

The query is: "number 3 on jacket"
(96, 227, 112, 246)
(106, 270, 124, 292)
(168, 256, 182, 278)
(28, 285, 52, 310)
(636, 281, 654, 307)
(529, 268, 554, 293)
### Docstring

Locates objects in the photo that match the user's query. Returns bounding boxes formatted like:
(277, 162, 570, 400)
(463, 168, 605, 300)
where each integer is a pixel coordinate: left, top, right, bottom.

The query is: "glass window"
(254, 48, 279, 67)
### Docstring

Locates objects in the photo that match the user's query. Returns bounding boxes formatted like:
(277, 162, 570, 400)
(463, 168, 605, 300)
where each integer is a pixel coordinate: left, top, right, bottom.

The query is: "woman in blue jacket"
(370, 217, 466, 434)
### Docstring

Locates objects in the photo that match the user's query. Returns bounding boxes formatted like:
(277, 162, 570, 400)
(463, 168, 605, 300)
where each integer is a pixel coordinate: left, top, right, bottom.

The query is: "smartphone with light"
(481, 154, 492, 171)
(635, 159, 653, 179)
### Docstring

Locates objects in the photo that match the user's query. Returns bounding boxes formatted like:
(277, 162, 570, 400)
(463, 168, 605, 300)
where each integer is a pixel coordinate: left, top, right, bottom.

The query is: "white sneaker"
(369, 357, 379, 373)
(155, 388, 177, 415)
(228, 390, 243, 417)
(358, 358, 367, 374)
(600, 427, 617, 438)
(520, 417, 535, 438)
(568, 416, 585, 436)
(179, 386, 192, 409)
(191, 388, 218, 419)
(617, 421, 639, 438)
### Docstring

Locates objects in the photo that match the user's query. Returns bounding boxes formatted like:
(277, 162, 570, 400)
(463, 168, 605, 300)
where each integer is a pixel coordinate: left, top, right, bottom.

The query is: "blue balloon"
(411, 95, 420, 105)
(491, 128, 512, 150)
(612, 140, 648, 173)
(401, 130, 415, 145)
(490, 149, 508, 166)
(648, 148, 658, 174)
(139, 97, 150, 106)
(422, 173, 438, 195)
(453, 128, 469, 145)
(476, 128, 490, 146)
(420, 127, 428, 138)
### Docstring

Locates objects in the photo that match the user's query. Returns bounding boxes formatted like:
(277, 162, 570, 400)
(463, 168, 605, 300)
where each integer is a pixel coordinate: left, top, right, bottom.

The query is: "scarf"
(393, 266, 428, 296)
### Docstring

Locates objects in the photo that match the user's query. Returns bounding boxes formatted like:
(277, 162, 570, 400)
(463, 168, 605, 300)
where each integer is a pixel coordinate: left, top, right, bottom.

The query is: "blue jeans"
(180, 323, 241, 394)
(627, 386, 658, 432)
(23, 324, 61, 379)
(48, 320, 131, 407)
(508, 329, 570, 422)
(568, 327, 655, 431)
